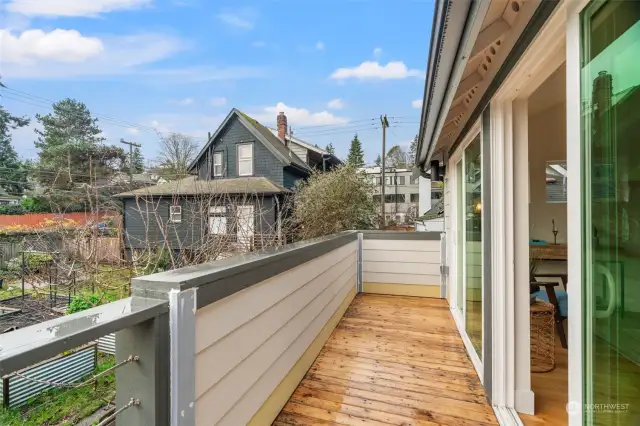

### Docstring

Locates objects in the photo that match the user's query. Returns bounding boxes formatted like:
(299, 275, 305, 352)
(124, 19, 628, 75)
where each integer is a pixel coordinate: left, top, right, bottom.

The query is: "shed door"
(237, 205, 254, 248)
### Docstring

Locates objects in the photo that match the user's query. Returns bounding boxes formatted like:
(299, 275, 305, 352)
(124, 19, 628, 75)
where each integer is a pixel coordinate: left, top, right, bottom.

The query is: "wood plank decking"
(273, 293, 497, 425)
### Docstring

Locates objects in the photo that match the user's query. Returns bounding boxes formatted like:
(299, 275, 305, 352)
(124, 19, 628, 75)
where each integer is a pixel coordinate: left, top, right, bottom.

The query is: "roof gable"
(188, 109, 310, 173)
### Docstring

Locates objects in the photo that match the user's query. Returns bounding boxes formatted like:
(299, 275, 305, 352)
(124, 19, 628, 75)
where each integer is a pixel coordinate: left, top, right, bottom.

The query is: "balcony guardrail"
(0, 230, 443, 426)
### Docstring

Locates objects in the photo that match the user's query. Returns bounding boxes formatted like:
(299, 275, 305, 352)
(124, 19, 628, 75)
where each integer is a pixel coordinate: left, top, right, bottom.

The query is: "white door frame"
(488, 0, 591, 424)
(448, 119, 484, 382)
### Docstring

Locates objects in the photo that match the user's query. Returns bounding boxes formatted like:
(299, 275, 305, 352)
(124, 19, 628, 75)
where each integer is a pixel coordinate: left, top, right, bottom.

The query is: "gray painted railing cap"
(131, 229, 443, 307)
(0, 296, 168, 376)
(132, 231, 358, 295)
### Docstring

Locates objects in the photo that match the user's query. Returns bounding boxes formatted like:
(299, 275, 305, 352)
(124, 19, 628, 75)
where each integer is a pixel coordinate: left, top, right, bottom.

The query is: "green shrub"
(67, 294, 102, 314)
(0, 204, 26, 215)
(6, 252, 53, 272)
(20, 196, 46, 213)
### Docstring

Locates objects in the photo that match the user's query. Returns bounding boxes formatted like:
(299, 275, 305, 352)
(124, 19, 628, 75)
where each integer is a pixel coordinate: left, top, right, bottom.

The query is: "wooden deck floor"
(273, 293, 498, 425)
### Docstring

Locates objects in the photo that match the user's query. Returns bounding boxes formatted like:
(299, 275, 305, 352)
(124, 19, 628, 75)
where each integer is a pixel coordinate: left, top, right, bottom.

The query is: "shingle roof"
(237, 110, 310, 171)
(188, 109, 311, 173)
(113, 176, 289, 197)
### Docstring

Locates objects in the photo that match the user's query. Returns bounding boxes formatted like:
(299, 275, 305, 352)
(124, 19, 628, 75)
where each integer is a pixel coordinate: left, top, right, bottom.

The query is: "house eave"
(417, 0, 485, 169)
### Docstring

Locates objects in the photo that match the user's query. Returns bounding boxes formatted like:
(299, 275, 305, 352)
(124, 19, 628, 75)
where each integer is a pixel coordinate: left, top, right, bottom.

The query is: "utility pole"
(120, 139, 141, 184)
(380, 115, 389, 229)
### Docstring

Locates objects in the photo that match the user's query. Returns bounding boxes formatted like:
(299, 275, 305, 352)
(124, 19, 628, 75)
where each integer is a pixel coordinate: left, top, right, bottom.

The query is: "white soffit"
(435, 0, 541, 155)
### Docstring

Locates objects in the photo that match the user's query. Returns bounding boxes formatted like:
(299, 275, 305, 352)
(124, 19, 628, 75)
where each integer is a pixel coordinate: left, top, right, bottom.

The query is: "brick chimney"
(277, 111, 288, 146)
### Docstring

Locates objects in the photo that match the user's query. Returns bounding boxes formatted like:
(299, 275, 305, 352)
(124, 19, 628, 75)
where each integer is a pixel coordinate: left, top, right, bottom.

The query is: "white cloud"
(316, 41, 325, 51)
(0, 31, 185, 79)
(7, 0, 152, 18)
(127, 127, 140, 135)
(170, 97, 194, 106)
(251, 102, 348, 126)
(412, 99, 423, 109)
(373, 47, 382, 59)
(330, 61, 422, 81)
(251, 41, 266, 48)
(327, 98, 344, 110)
(216, 8, 257, 30)
(0, 29, 104, 64)
(210, 97, 227, 107)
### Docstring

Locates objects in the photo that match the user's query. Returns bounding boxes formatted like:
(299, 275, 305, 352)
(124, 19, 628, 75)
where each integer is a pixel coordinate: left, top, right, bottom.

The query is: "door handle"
(594, 263, 616, 319)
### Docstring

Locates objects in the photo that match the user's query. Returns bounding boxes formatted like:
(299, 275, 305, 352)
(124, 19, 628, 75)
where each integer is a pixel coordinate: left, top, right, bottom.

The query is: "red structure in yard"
(0, 213, 115, 229)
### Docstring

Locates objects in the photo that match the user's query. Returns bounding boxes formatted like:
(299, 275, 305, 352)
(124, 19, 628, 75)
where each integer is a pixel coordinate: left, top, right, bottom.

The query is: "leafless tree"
(156, 132, 199, 179)
(386, 145, 410, 169)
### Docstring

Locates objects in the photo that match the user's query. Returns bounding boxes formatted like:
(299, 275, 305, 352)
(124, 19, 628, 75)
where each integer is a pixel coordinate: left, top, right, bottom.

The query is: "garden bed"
(0, 294, 67, 333)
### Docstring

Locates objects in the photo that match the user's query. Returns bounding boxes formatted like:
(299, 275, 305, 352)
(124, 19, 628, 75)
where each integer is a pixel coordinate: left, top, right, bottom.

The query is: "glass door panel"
(581, 1, 640, 424)
(464, 135, 483, 360)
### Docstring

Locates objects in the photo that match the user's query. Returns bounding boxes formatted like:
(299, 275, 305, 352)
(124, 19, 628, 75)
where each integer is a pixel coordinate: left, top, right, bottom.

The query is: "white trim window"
(169, 205, 182, 223)
(208, 206, 227, 235)
(213, 152, 223, 177)
(237, 143, 253, 176)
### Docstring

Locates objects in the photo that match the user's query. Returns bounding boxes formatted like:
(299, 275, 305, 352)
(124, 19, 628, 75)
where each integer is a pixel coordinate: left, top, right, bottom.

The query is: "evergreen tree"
(123, 147, 145, 174)
(409, 134, 418, 164)
(325, 143, 335, 155)
(0, 106, 30, 195)
(34, 98, 125, 188)
(374, 154, 381, 167)
(346, 134, 364, 168)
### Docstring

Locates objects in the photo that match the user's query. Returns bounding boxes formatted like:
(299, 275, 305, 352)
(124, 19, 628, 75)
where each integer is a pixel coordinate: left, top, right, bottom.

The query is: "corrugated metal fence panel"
(5, 344, 97, 408)
(98, 333, 116, 355)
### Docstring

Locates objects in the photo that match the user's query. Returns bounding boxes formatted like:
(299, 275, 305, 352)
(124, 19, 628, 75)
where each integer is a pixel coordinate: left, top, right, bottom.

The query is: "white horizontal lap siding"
(194, 241, 357, 425)
(363, 239, 440, 286)
(195, 241, 356, 353)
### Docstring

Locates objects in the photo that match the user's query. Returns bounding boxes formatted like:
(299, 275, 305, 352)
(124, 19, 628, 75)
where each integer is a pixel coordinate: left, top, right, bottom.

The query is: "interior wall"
(528, 69, 567, 243)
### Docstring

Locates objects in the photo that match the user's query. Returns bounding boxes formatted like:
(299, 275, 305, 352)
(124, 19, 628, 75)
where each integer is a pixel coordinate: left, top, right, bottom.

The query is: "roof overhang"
(417, 0, 554, 169)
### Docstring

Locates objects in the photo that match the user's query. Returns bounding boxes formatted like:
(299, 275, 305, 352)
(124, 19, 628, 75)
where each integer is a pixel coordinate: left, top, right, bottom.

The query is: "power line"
(0, 89, 208, 141)
(292, 118, 377, 130)
(1, 87, 175, 137)
(295, 124, 380, 137)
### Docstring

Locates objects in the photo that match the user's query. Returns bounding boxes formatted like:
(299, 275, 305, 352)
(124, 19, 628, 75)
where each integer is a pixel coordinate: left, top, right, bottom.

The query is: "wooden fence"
(65, 237, 123, 265)
(0, 242, 20, 269)
(0, 237, 122, 268)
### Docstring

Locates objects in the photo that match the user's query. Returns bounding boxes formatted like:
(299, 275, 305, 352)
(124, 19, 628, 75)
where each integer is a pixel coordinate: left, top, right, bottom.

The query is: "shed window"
(209, 206, 227, 234)
(237, 143, 253, 176)
(213, 152, 223, 177)
(169, 205, 182, 223)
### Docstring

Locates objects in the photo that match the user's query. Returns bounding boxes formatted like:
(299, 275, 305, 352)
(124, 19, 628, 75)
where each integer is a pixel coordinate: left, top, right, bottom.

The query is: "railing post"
(169, 288, 196, 426)
(116, 312, 170, 426)
(357, 232, 363, 293)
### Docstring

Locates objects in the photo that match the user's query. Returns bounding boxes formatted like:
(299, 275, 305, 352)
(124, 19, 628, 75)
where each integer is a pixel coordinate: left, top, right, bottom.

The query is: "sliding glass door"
(581, 1, 640, 424)
(455, 133, 483, 362)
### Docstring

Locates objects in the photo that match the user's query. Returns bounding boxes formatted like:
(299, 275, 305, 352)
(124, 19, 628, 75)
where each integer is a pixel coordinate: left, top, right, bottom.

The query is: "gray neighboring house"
(115, 108, 340, 257)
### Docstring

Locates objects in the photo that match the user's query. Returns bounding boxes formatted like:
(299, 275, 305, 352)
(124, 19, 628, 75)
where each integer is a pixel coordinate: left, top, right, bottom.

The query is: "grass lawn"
(0, 286, 27, 300)
(0, 355, 116, 426)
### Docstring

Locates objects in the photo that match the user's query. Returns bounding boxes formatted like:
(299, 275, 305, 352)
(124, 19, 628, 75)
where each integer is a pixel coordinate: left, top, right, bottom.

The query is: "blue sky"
(0, 0, 433, 166)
